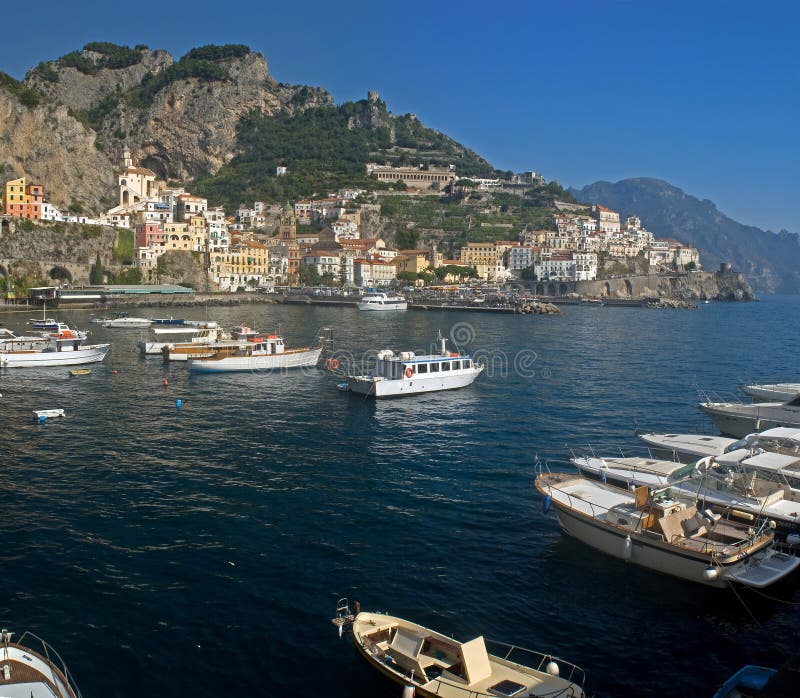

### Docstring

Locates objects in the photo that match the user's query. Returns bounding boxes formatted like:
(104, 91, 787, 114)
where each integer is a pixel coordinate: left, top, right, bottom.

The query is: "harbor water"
(1, 295, 799, 696)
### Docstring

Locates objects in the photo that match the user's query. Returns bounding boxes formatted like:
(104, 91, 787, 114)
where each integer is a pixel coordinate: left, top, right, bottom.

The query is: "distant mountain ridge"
(569, 178, 800, 293)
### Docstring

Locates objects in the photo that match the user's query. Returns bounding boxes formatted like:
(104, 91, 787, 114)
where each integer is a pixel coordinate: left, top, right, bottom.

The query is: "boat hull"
(356, 302, 407, 311)
(1, 344, 110, 368)
(741, 383, 800, 402)
(700, 404, 800, 438)
(188, 347, 322, 373)
(347, 367, 481, 397)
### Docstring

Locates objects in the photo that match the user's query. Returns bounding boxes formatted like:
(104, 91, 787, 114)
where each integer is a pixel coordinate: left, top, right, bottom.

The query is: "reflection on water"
(1, 298, 799, 697)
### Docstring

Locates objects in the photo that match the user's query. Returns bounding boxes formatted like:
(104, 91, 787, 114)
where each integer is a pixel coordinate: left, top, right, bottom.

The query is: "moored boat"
(700, 395, 800, 437)
(637, 431, 737, 459)
(535, 470, 800, 587)
(102, 316, 151, 329)
(0, 332, 110, 368)
(187, 334, 322, 373)
(713, 664, 776, 698)
(343, 333, 483, 398)
(741, 382, 800, 402)
(0, 628, 81, 697)
(333, 599, 585, 698)
(69, 368, 92, 377)
(357, 292, 407, 311)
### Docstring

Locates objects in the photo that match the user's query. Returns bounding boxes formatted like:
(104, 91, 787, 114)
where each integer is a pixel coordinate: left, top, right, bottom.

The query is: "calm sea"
(1, 296, 799, 697)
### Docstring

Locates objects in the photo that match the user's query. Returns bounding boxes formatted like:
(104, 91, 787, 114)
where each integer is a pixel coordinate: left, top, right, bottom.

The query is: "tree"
(89, 253, 104, 284)
(397, 271, 417, 283)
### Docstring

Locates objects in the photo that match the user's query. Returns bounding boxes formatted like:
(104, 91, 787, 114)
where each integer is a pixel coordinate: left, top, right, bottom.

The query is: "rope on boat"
(726, 580, 759, 624)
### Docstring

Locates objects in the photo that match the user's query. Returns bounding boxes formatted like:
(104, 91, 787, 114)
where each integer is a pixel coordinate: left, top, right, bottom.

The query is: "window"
(430, 363, 439, 373)
(417, 363, 428, 374)
(465, 360, 472, 369)
(441, 362, 451, 371)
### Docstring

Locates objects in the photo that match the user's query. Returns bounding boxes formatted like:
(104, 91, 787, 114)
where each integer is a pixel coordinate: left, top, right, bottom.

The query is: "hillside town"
(2, 153, 701, 292)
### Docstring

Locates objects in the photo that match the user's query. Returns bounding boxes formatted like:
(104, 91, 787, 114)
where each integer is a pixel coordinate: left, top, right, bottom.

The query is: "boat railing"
(485, 638, 585, 689)
(10, 630, 82, 698)
(542, 472, 773, 555)
(568, 443, 690, 466)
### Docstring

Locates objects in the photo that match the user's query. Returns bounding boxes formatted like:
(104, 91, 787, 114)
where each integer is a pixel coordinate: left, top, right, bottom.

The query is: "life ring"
(326, 358, 340, 371)
(405, 367, 413, 378)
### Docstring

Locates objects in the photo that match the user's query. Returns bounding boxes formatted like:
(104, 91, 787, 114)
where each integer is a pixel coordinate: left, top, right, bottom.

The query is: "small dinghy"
(69, 368, 92, 377)
(33, 409, 65, 420)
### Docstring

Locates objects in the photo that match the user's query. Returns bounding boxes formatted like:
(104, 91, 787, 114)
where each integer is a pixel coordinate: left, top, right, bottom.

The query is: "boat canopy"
(741, 452, 800, 473)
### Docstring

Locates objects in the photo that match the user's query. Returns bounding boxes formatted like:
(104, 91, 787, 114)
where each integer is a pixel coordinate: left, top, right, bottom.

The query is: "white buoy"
(786, 533, 800, 546)
(545, 661, 560, 676)
(402, 682, 415, 698)
(623, 535, 632, 560)
(703, 566, 719, 582)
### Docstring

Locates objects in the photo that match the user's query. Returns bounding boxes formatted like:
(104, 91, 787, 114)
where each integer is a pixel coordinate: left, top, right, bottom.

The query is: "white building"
(573, 252, 598, 281)
(354, 258, 396, 287)
(534, 255, 576, 281)
(507, 246, 533, 271)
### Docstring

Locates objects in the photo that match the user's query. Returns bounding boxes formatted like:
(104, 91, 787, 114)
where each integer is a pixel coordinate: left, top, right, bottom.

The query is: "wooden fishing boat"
(333, 599, 585, 697)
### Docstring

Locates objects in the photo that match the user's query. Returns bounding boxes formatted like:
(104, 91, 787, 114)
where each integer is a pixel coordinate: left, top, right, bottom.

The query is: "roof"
(124, 166, 156, 176)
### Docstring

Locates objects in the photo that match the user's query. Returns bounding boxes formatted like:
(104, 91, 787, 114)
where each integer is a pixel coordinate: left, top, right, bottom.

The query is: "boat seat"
(681, 515, 707, 538)
(658, 514, 685, 542)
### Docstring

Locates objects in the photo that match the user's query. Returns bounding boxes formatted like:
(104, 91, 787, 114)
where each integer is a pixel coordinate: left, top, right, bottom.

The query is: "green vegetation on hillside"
(126, 56, 230, 108)
(183, 44, 251, 62)
(0, 71, 42, 107)
(59, 42, 144, 75)
(194, 98, 495, 209)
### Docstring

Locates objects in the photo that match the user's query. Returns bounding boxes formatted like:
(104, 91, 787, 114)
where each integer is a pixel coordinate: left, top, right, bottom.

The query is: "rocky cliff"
(1, 43, 332, 211)
(0, 88, 115, 212)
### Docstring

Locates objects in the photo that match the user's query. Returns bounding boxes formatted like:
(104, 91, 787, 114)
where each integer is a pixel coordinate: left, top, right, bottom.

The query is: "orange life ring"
(405, 367, 413, 378)
(326, 358, 340, 371)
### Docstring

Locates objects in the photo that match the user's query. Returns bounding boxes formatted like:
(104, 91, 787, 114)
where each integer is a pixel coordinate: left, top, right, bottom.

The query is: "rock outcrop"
(0, 89, 115, 211)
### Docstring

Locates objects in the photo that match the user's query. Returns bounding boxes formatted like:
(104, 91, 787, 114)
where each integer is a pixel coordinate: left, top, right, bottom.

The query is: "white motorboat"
(535, 470, 800, 587)
(0, 331, 110, 368)
(700, 395, 800, 437)
(102, 316, 152, 329)
(33, 408, 66, 419)
(0, 628, 81, 697)
(138, 326, 231, 356)
(741, 382, 800, 402)
(570, 445, 800, 538)
(159, 325, 260, 361)
(343, 334, 483, 398)
(333, 600, 585, 698)
(637, 432, 737, 459)
(188, 334, 322, 373)
(357, 293, 407, 311)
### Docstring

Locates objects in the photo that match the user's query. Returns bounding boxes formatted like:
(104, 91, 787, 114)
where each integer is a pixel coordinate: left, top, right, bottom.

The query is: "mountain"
(0, 42, 493, 213)
(570, 178, 800, 293)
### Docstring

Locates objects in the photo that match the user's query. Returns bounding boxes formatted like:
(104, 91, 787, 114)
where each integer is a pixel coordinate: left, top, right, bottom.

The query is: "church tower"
(278, 202, 296, 240)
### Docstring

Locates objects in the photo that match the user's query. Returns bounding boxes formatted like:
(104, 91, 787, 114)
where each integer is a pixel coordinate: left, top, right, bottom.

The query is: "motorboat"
(535, 470, 800, 587)
(700, 395, 800, 437)
(33, 409, 66, 419)
(342, 333, 483, 398)
(357, 293, 407, 311)
(741, 382, 800, 402)
(69, 368, 92, 377)
(138, 326, 231, 356)
(187, 334, 322, 373)
(332, 599, 585, 698)
(28, 317, 59, 330)
(159, 325, 257, 361)
(713, 665, 776, 698)
(0, 628, 81, 697)
(570, 444, 800, 538)
(102, 316, 152, 329)
(0, 330, 110, 368)
(637, 432, 737, 460)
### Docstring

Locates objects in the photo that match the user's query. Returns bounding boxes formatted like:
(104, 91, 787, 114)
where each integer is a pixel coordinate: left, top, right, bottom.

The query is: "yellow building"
(395, 250, 432, 275)
(162, 222, 191, 251)
(212, 241, 270, 292)
(459, 241, 518, 280)
(189, 215, 209, 252)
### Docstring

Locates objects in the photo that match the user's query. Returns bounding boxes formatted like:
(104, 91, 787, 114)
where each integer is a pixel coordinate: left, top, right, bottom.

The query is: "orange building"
(4, 177, 44, 219)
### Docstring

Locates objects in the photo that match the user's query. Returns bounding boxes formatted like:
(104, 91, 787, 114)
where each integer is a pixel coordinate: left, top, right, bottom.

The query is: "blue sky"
(3, 0, 798, 232)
